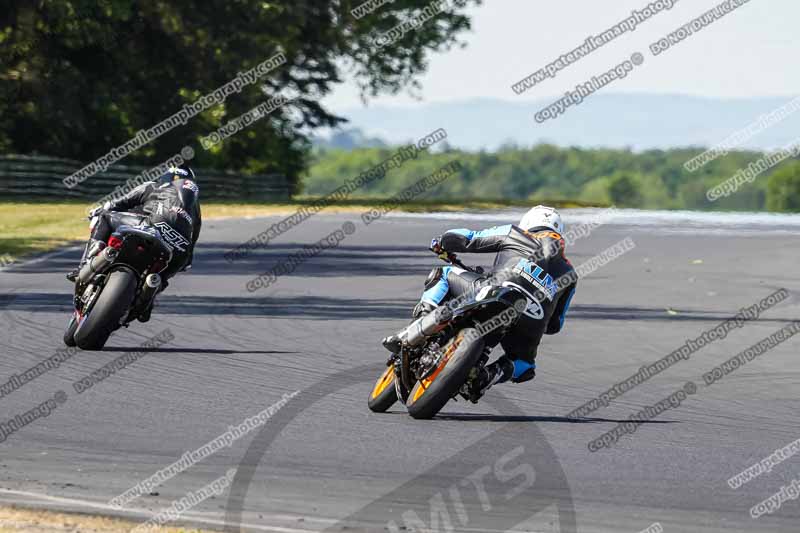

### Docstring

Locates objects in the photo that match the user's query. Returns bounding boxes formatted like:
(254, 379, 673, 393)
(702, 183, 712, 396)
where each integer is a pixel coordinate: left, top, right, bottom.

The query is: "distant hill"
(311, 128, 388, 150)
(339, 94, 800, 152)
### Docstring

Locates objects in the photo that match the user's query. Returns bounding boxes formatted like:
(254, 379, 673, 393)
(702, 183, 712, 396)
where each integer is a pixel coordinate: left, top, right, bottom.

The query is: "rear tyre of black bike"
(74, 270, 137, 351)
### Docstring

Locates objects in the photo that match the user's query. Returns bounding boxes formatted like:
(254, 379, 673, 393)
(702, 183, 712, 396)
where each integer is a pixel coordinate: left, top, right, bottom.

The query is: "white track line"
(0, 488, 552, 533)
(0, 245, 82, 273)
(0, 488, 319, 532)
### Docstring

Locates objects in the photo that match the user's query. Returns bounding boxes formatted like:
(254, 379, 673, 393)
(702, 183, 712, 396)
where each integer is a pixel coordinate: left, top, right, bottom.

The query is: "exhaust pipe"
(401, 306, 453, 347)
(77, 247, 118, 285)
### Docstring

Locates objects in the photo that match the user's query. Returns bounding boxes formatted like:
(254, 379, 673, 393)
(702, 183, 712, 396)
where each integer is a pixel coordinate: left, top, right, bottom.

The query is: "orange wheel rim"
(371, 365, 395, 399)
(410, 335, 463, 404)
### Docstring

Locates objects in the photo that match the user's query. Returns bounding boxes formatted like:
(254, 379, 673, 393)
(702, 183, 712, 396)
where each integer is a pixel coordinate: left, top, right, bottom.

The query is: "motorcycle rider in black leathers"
(384, 206, 576, 401)
(67, 166, 201, 322)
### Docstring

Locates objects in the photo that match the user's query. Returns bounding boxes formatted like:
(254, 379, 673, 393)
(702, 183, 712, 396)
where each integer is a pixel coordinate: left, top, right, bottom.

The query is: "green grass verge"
(0, 201, 90, 264)
(0, 198, 604, 263)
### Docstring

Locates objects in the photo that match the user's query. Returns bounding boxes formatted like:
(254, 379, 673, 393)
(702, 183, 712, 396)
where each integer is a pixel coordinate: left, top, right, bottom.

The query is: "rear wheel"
(367, 364, 398, 413)
(74, 270, 137, 351)
(406, 328, 485, 420)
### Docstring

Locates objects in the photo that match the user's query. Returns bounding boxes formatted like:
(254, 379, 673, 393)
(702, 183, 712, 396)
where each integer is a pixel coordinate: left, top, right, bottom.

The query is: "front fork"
(389, 350, 414, 405)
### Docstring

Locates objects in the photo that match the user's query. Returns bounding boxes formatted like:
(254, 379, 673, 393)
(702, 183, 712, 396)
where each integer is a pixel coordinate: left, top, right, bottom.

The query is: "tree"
(0, 0, 479, 193)
(578, 176, 612, 205)
(766, 162, 800, 212)
(608, 174, 643, 208)
(302, 143, 787, 212)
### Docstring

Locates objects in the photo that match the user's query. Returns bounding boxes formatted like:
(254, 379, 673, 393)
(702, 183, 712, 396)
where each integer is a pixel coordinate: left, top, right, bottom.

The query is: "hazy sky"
(323, 0, 798, 111)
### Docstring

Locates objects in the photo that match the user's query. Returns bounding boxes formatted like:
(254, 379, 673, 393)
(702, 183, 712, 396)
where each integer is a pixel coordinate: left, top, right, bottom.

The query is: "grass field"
(0, 505, 216, 532)
(0, 198, 598, 265)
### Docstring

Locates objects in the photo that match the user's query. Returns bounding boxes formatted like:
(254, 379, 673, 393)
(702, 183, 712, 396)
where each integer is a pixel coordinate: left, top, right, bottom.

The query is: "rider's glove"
(88, 201, 113, 219)
(430, 237, 450, 261)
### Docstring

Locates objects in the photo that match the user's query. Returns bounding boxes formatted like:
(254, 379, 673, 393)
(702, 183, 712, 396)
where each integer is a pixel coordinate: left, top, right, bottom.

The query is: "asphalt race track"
(0, 210, 798, 533)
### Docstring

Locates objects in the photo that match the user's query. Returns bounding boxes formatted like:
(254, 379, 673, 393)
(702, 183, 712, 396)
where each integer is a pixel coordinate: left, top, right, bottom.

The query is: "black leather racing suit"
(88, 174, 201, 279)
(419, 224, 577, 383)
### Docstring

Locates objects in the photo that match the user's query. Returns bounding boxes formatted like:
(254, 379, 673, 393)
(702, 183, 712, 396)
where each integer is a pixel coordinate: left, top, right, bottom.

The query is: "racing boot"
(66, 239, 105, 283)
(137, 298, 155, 323)
(462, 356, 515, 403)
(412, 301, 436, 319)
(138, 278, 168, 323)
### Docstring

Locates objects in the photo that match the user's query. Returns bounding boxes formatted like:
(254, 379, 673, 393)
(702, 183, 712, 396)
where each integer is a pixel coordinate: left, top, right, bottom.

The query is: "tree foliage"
(766, 162, 800, 212)
(0, 0, 478, 192)
(608, 174, 642, 208)
(304, 144, 800, 212)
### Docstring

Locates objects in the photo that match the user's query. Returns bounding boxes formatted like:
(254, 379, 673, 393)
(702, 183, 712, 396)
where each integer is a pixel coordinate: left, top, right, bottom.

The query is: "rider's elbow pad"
(441, 232, 468, 251)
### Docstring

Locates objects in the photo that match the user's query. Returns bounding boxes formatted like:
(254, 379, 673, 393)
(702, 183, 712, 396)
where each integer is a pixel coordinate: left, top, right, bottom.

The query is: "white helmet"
(519, 205, 564, 234)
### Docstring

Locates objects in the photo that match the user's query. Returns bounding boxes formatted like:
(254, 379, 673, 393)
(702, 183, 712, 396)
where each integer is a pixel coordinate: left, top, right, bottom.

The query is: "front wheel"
(406, 328, 485, 420)
(63, 312, 79, 347)
(74, 270, 137, 351)
(368, 364, 399, 413)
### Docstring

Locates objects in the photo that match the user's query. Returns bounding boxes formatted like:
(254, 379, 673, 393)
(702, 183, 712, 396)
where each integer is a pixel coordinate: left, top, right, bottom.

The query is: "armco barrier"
(0, 155, 290, 201)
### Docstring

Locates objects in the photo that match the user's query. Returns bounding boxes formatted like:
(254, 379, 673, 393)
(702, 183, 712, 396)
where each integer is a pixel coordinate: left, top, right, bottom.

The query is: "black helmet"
(156, 166, 195, 186)
(178, 164, 196, 181)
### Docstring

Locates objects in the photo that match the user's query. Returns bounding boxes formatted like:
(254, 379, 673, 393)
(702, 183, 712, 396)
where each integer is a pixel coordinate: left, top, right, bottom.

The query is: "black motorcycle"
(64, 220, 172, 350)
(368, 252, 528, 419)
